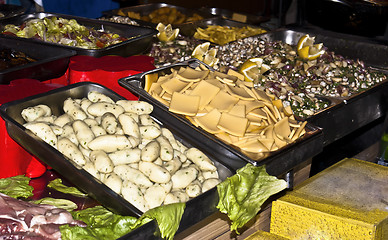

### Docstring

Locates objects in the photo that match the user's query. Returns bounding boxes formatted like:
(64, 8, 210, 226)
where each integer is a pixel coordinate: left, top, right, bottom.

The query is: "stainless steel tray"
(0, 12, 157, 57)
(0, 82, 233, 233)
(119, 59, 323, 174)
(258, 28, 388, 145)
(0, 36, 76, 84)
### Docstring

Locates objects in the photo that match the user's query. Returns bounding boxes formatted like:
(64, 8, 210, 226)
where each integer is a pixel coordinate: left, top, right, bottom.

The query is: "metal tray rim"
(0, 35, 76, 75)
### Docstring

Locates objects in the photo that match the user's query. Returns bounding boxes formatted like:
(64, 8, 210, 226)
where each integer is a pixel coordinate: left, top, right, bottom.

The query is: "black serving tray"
(257, 28, 388, 145)
(0, 12, 157, 57)
(0, 81, 233, 235)
(0, 36, 75, 84)
(182, 17, 269, 37)
(198, 6, 270, 26)
(102, 3, 214, 37)
(119, 59, 323, 174)
(0, 4, 25, 19)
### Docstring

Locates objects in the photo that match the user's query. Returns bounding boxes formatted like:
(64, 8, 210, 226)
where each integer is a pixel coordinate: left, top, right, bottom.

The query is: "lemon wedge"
(156, 23, 179, 42)
(192, 42, 210, 58)
(239, 58, 270, 82)
(296, 34, 325, 60)
(192, 42, 219, 67)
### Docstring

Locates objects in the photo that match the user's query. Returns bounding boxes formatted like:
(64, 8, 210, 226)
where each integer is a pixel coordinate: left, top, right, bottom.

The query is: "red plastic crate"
(0, 79, 62, 178)
(0, 55, 155, 179)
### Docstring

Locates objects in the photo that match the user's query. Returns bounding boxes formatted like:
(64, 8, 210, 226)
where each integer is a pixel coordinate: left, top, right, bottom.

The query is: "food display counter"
(0, 2, 387, 239)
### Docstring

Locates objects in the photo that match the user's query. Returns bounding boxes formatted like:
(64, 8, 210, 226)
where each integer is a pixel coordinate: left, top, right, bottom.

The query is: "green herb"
(216, 164, 287, 233)
(0, 175, 33, 199)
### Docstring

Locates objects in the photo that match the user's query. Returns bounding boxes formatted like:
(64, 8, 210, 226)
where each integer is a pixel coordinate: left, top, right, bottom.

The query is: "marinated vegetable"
(215, 36, 387, 117)
(2, 17, 128, 49)
(146, 26, 387, 118)
(118, 6, 204, 25)
(0, 48, 36, 70)
(193, 25, 267, 45)
(149, 35, 202, 66)
(99, 15, 140, 26)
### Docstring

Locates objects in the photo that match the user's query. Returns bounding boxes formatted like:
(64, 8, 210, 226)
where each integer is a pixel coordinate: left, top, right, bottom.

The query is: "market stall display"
(0, 2, 386, 239)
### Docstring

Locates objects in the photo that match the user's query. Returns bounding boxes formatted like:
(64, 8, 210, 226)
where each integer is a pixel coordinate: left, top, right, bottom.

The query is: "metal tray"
(258, 28, 388, 145)
(102, 3, 214, 37)
(0, 12, 157, 57)
(198, 7, 270, 26)
(0, 36, 76, 84)
(0, 4, 25, 19)
(183, 17, 269, 37)
(119, 59, 323, 174)
(0, 82, 233, 232)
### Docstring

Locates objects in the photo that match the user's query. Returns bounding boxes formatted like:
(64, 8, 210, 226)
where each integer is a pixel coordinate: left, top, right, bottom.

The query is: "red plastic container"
(0, 55, 155, 179)
(67, 55, 155, 100)
(0, 79, 62, 179)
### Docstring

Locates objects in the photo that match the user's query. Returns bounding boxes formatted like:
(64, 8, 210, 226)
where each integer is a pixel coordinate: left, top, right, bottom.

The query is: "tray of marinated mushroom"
(147, 27, 388, 145)
(212, 29, 388, 145)
(0, 81, 234, 237)
(119, 59, 323, 173)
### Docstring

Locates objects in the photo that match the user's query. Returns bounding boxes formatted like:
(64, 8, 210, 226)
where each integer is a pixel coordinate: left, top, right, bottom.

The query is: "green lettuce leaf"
(216, 164, 287, 233)
(140, 203, 186, 240)
(0, 175, 33, 199)
(60, 206, 141, 240)
(32, 197, 78, 211)
(61, 203, 185, 240)
(47, 178, 87, 197)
